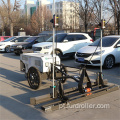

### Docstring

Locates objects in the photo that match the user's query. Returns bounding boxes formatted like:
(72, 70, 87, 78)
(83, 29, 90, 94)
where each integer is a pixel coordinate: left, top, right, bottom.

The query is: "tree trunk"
(10, 23, 13, 36)
(118, 11, 120, 35)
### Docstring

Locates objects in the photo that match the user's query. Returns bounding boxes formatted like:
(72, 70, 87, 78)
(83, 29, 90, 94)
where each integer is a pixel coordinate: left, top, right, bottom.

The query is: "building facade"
(47, 1, 79, 30)
(24, 0, 80, 31)
(24, 0, 36, 18)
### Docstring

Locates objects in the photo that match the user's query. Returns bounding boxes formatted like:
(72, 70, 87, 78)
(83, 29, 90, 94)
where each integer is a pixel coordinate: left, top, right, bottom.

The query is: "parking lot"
(0, 52, 120, 120)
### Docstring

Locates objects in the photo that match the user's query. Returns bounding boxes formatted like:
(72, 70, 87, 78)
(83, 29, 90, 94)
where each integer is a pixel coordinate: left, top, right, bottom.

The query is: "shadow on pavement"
(0, 95, 47, 120)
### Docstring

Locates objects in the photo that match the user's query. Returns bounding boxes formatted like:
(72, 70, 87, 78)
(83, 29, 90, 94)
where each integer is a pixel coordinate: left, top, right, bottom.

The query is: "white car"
(0, 36, 30, 52)
(32, 33, 93, 58)
(75, 35, 120, 69)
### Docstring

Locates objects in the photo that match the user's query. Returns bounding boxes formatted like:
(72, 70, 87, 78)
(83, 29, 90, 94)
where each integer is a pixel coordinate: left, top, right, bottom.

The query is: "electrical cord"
(85, 39, 101, 67)
(78, 39, 101, 76)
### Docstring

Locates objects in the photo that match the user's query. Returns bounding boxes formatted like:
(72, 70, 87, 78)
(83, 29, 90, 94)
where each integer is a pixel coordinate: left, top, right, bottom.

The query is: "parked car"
(0, 36, 30, 52)
(10, 35, 51, 55)
(75, 35, 120, 69)
(32, 33, 93, 59)
(0, 36, 11, 42)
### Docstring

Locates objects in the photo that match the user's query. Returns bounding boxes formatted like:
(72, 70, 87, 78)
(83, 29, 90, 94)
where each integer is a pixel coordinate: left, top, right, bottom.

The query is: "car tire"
(5, 46, 10, 53)
(27, 67, 41, 90)
(15, 53, 20, 55)
(104, 55, 115, 69)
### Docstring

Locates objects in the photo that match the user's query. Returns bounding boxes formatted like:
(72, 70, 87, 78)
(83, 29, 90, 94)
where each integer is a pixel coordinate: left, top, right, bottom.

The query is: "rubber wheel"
(60, 64, 68, 83)
(27, 67, 41, 90)
(5, 46, 10, 53)
(104, 56, 115, 69)
(55, 50, 63, 59)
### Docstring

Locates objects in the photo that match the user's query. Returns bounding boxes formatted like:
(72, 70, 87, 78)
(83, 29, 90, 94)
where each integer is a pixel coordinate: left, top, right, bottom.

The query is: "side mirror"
(117, 44, 120, 47)
(15, 40, 18, 42)
(63, 39, 68, 42)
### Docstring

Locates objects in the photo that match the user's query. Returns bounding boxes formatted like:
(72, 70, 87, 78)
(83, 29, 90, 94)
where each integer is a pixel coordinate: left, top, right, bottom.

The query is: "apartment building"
(24, 0, 80, 30)
(47, 1, 80, 30)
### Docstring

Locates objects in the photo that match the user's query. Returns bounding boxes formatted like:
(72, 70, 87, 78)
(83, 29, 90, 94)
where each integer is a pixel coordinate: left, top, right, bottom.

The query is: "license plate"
(78, 58, 84, 62)
(11, 49, 14, 52)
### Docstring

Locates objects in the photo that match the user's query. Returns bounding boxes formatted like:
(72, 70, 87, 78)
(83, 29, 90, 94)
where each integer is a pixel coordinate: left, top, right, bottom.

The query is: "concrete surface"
(0, 53, 120, 120)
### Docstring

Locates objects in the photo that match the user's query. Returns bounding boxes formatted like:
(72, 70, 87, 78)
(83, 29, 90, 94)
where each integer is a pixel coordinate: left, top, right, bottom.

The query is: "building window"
(70, 3, 72, 7)
(60, 3, 62, 7)
(50, 5, 52, 9)
(56, 3, 59, 8)
(60, 9, 62, 13)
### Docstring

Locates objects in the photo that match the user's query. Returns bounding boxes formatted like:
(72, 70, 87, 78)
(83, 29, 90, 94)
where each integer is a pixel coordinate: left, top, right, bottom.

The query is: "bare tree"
(69, 0, 96, 32)
(1, 0, 21, 36)
(0, 5, 9, 35)
(30, 5, 52, 34)
(109, 0, 120, 34)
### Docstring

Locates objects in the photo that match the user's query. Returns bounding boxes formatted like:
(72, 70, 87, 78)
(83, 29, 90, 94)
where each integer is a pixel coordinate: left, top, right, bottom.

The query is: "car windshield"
(46, 34, 67, 42)
(89, 37, 119, 47)
(3, 37, 16, 42)
(24, 37, 38, 42)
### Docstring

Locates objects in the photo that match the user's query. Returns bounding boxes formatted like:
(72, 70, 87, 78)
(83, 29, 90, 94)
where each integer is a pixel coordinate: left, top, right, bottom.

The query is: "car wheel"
(5, 46, 10, 53)
(15, 53, 20, 55)
(104, 55, 115, 69)
(27, 67, 41, 90)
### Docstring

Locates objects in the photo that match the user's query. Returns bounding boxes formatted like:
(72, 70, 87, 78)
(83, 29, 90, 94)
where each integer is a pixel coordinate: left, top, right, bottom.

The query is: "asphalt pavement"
(0, 53, 120, 120)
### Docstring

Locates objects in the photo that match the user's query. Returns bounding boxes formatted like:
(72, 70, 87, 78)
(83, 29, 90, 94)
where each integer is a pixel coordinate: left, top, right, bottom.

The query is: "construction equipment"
(29, 63, 119, 112)
(20, 0, 119, 112)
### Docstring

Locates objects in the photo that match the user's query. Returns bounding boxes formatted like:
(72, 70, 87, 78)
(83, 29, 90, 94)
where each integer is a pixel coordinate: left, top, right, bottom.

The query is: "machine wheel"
(60, 64, 68, 83)
(5, 46, 10, 53)
(27, 67, 41, 90)
(55, 50, 63, 59)
(104, 55, 115, 69)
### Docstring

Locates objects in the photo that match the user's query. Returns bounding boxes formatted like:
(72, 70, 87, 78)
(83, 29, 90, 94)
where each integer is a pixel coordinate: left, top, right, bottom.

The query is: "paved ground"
(0, 53, 120, 120)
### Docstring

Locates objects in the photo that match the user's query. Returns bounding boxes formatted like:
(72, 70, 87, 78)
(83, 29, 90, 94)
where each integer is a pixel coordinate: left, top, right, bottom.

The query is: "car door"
(115, 40, 120, 63)
(57, 35, 76, 55)
(73, 35, 90, 52)
(26, 37, 39, 49)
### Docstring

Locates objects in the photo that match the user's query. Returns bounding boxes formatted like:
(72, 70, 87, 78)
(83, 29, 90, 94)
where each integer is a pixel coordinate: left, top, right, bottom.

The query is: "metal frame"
(30, 64, 119, 112)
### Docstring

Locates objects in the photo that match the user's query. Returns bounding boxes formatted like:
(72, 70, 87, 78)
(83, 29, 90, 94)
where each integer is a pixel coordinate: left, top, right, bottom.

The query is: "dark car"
(10, 35, 51, 55)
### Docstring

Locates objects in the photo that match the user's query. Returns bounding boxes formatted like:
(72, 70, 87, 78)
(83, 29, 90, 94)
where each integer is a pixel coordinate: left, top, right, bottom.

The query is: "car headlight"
(0, 44, 5, 46)
(17, 45, 22, 48)
(93, 50, 105, 55)
(43, 45, 52, 49)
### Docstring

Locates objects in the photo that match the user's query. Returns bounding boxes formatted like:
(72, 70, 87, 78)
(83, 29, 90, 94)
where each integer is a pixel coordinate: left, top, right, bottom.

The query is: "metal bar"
(41, 85, 119, 112)
(52, 0, 55, 98)
(100, 0, 103, 73)
(30, 80, 108, 105)
(55, 64, 82, 70)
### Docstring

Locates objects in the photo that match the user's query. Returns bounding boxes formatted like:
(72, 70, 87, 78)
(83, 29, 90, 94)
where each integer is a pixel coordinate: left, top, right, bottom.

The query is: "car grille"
(32, 47, 42, 51)
(76, 52, 91, 58)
